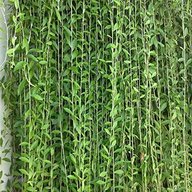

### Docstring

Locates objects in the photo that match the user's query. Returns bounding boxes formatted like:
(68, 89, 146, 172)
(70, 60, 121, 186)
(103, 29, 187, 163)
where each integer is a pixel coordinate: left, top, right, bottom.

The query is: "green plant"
(1, 0, 192, 191)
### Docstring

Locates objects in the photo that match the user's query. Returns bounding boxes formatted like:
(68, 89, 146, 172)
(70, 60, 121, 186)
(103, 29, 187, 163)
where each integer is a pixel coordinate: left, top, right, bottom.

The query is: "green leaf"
(114, 0, 120, 6)
(19, 169, 29, 176)
(14, 0, 19, 9)
(70, 40, 77, 51)
(64, 108, 73, 116)
(114, 170, 124, 175)
(22, 38, 29, 53)
(31, 140, 39, 150)
(62, 96, 71, 103)
(113, 23, 119, 31)
(27, 187, 35, 191)
(106, 43, 116, 49)
(63, 26, 72, 36)
(70, 154, 76, 165)
(14, 61, 26, 71)
(32, 94, 43, 101)
(39, 60, 48, 65)
(28, 54, 38, 62)
(105, 128, 111, 135)
(2, 158, 11, 162)
(96, 180, 105, 185)
(64, 54, 70, 62)
(178, 58, 184, 62)
(46, 41, 52, 45)
(20, 157, 30, 163)
(100, 172, 107, 177)
(0, 138, 3, 147)
(111, 140, 116, 148)
(55, 9, 61, 22)
(160, 102, 167, 112)
(184, 28, 188, 37)
(18, 80, 26, 95)
(43, 160, 51, 164)
(19, 142, 29, 146)
(67, 175, 77, 180)
(42, 124, 49, 129)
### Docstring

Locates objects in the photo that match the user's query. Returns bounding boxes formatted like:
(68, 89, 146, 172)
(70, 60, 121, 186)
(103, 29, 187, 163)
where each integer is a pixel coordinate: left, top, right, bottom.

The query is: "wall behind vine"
(0, 0, 11, 191)
(1, 0, 192, 191)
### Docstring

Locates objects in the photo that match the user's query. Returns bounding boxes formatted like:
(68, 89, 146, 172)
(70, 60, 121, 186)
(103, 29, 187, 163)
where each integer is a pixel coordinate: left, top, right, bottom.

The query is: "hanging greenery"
(1, 0, 192, 191)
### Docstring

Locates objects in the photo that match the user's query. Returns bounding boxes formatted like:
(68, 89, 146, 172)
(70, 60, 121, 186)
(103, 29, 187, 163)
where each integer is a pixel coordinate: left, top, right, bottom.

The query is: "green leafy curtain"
(1, 0, 192, 191)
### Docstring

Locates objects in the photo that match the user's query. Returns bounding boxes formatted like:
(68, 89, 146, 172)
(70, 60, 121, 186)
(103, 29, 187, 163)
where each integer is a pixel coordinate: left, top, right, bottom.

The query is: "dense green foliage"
(1, 0, 192, 191)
